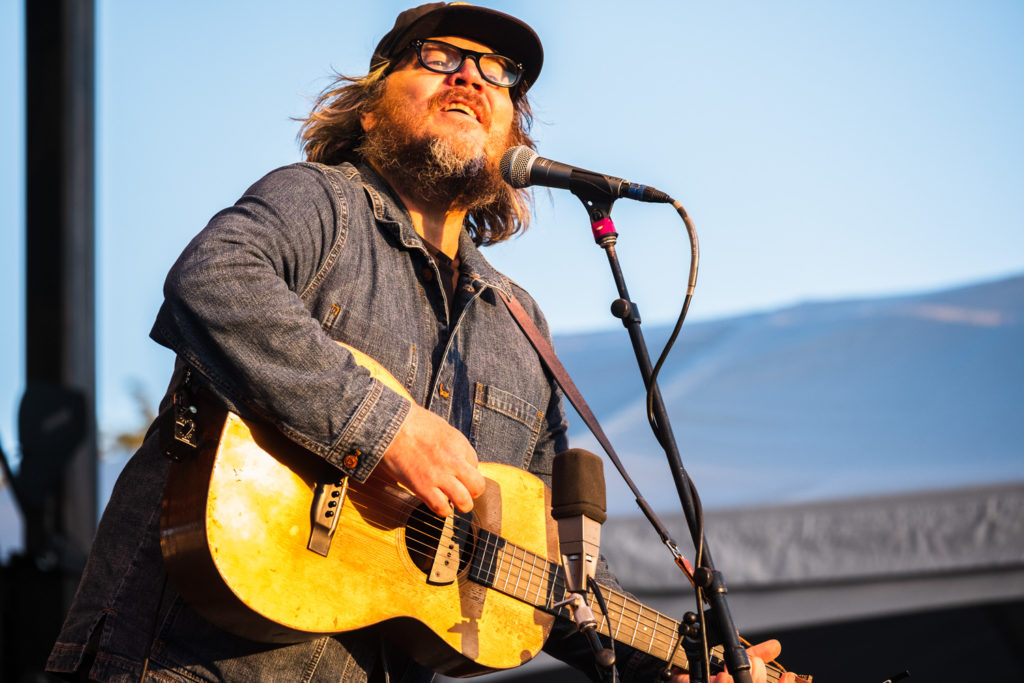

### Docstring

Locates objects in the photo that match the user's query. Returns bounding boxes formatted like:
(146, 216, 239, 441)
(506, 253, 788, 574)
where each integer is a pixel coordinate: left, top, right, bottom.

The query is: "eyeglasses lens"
(418, 41, 520, 88)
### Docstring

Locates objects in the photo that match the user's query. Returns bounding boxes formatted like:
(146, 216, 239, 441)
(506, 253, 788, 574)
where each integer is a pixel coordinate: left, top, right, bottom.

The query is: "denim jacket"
(146, 159, 569, 485)
(48, 161, 661, 682)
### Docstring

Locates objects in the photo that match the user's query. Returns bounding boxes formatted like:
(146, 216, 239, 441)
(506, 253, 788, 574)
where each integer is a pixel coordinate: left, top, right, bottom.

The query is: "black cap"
(370, 3, 544, 95)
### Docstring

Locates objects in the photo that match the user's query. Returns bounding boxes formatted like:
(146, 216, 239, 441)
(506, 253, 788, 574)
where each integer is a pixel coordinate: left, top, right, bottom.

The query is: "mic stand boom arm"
(571, 184, 753, 683)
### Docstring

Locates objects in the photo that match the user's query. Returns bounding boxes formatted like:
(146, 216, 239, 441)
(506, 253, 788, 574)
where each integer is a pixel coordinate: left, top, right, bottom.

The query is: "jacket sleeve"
(150, 163, 409, 481)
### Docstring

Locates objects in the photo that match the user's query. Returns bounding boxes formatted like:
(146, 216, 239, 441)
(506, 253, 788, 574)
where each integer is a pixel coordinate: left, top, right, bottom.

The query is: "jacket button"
(342, 451, 361, 469)
(421, 267, 434, 282)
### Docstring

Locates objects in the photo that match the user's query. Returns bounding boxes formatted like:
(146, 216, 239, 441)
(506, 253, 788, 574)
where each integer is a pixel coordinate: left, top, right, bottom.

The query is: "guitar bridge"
(307, 478, 348, 557)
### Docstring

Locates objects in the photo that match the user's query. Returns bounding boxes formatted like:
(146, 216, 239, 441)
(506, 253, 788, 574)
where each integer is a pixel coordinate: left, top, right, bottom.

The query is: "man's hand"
(380, 403, 486, 516)
(669, 640, 797, 683)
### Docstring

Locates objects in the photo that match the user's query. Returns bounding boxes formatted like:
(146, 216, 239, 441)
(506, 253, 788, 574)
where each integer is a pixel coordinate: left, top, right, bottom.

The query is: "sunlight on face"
(366, 35, 516, 165)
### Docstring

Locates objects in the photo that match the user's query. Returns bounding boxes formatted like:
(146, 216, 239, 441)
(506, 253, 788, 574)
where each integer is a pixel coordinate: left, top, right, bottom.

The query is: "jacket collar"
(345, 159, 512, 298)
(456, 230, 512, 298)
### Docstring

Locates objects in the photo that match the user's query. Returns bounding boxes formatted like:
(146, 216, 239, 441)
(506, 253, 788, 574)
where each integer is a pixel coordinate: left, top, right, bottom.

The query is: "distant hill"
(555, 273, 1024, 513)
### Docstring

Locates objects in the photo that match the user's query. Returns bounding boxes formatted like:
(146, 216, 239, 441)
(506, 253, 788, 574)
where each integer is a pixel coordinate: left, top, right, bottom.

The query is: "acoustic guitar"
(161, 345, 809, 681)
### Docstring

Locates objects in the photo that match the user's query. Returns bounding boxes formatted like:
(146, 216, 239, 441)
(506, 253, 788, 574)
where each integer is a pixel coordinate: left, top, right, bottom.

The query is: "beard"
(357, 86, 515, 212)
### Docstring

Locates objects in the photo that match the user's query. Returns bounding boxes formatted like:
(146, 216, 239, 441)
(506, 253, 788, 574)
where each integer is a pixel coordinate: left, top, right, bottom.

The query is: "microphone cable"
(642, 196, 713, 680)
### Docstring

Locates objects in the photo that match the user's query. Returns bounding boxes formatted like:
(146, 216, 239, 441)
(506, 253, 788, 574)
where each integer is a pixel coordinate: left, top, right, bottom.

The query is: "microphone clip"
(551, 591, 598, 630)
(567, 189, 618, 245)
(553, 591, 617, 671)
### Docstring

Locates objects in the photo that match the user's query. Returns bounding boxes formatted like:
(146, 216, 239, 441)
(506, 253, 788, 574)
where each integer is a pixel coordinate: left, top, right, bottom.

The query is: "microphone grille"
(551, 448, 607, 523)
(500, 146, 537, 188)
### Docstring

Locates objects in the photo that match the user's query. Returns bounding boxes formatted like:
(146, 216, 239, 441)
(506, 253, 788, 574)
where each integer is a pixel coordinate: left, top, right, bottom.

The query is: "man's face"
(362, 35, 516, 166)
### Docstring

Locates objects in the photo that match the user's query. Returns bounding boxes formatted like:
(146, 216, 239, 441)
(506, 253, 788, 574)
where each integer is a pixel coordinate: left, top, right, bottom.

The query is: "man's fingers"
(423, 488, 454, 518)
(458, 460, 487, 499)
(714, 658, 764, 683)
(446, 477, 476, 514)
(739, 639, 783, 683)
(746, 639, 782, 664)
(451, 440, 485, 498)
(395, 459, 480, 516)
(441, 455, 485, 512)
(381, 404, 485, 514)
(674, 640, 786, 683)
(750, 657, 766, 683)
(424, 470, 481, 517)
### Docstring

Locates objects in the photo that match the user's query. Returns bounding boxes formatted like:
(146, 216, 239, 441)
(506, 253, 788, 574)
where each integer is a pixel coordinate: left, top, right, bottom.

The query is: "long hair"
(298, 62, 537, 246)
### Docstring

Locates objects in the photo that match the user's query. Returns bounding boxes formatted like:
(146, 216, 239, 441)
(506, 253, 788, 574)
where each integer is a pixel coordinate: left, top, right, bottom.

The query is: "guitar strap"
(498, 290, 634, 491)
(500, 290, 699, 594)
(499, 289, 697, 676)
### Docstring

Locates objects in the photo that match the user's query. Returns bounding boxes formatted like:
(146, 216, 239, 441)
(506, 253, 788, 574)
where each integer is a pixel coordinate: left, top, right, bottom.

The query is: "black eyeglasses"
(407, 39, 523, 89)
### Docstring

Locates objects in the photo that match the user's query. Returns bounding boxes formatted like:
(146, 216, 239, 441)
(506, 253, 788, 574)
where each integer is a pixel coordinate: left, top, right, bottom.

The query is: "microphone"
(551, 448, 607, 594)
(551, 449, 617, 670)
(500, 146, 672, 204)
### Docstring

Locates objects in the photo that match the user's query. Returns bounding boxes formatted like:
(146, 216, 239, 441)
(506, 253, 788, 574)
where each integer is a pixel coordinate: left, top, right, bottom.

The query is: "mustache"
(430, 87, 491, 128)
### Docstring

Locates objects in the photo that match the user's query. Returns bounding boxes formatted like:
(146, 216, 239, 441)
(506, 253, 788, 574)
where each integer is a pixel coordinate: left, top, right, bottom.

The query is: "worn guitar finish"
(160, 345, 810, 680)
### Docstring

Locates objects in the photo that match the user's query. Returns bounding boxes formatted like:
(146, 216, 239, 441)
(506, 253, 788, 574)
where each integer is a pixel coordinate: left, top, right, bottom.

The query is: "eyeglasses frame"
(405, 39, 524, 90)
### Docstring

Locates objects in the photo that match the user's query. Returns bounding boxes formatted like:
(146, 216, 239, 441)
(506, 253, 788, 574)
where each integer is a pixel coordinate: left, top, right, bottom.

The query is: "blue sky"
(2, 0, 1023, 457)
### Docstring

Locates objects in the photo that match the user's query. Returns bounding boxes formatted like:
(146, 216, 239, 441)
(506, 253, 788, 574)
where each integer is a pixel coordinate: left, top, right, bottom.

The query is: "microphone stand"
(570, 185, 753, 683)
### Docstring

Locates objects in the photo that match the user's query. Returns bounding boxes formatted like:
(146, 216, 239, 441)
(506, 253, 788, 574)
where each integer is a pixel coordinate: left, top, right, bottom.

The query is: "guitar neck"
(594, 586, 691, 670)
(475, 532, 804, 682)
(590, 587, 805, 683)
(473, 529, 689, 669)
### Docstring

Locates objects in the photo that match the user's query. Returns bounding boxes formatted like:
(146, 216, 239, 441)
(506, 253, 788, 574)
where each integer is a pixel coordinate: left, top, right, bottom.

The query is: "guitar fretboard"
(469, 529, 690, 670)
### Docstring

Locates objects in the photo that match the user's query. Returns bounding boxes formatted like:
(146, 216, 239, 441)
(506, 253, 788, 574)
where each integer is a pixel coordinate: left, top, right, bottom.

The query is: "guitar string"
(339, 490, 793, 680)
(473, 525, 679, 652)
(476, 546, 793, 683)
(343, 485, 795, 681)
(419, 517, 793, 681)
(352, 486, 684, 655)
(345, 489, 793, 680)
(349, 486, 685, 656)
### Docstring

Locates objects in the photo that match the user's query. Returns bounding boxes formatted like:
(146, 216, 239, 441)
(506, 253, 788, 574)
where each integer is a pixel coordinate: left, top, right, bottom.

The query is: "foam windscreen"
(550, 448, 607, 523)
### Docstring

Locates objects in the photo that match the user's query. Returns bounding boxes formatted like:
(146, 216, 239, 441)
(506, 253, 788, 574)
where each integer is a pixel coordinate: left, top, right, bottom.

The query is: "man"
(48, 4, 794, 682)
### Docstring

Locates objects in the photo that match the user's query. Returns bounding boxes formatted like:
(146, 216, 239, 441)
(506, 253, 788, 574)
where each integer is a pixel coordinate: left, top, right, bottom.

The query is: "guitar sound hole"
(405, 505, 476, 576)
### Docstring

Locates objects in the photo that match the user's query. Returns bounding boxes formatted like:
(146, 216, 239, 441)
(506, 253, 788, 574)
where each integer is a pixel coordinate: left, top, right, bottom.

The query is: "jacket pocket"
(470, 383, 544, 468)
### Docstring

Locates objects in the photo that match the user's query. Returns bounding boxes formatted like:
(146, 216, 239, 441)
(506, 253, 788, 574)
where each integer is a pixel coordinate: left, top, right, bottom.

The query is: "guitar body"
(161, 409, 558, 676)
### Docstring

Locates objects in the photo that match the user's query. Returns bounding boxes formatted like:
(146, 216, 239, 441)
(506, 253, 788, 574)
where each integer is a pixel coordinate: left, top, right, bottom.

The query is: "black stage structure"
(1, 1, 97, 681)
